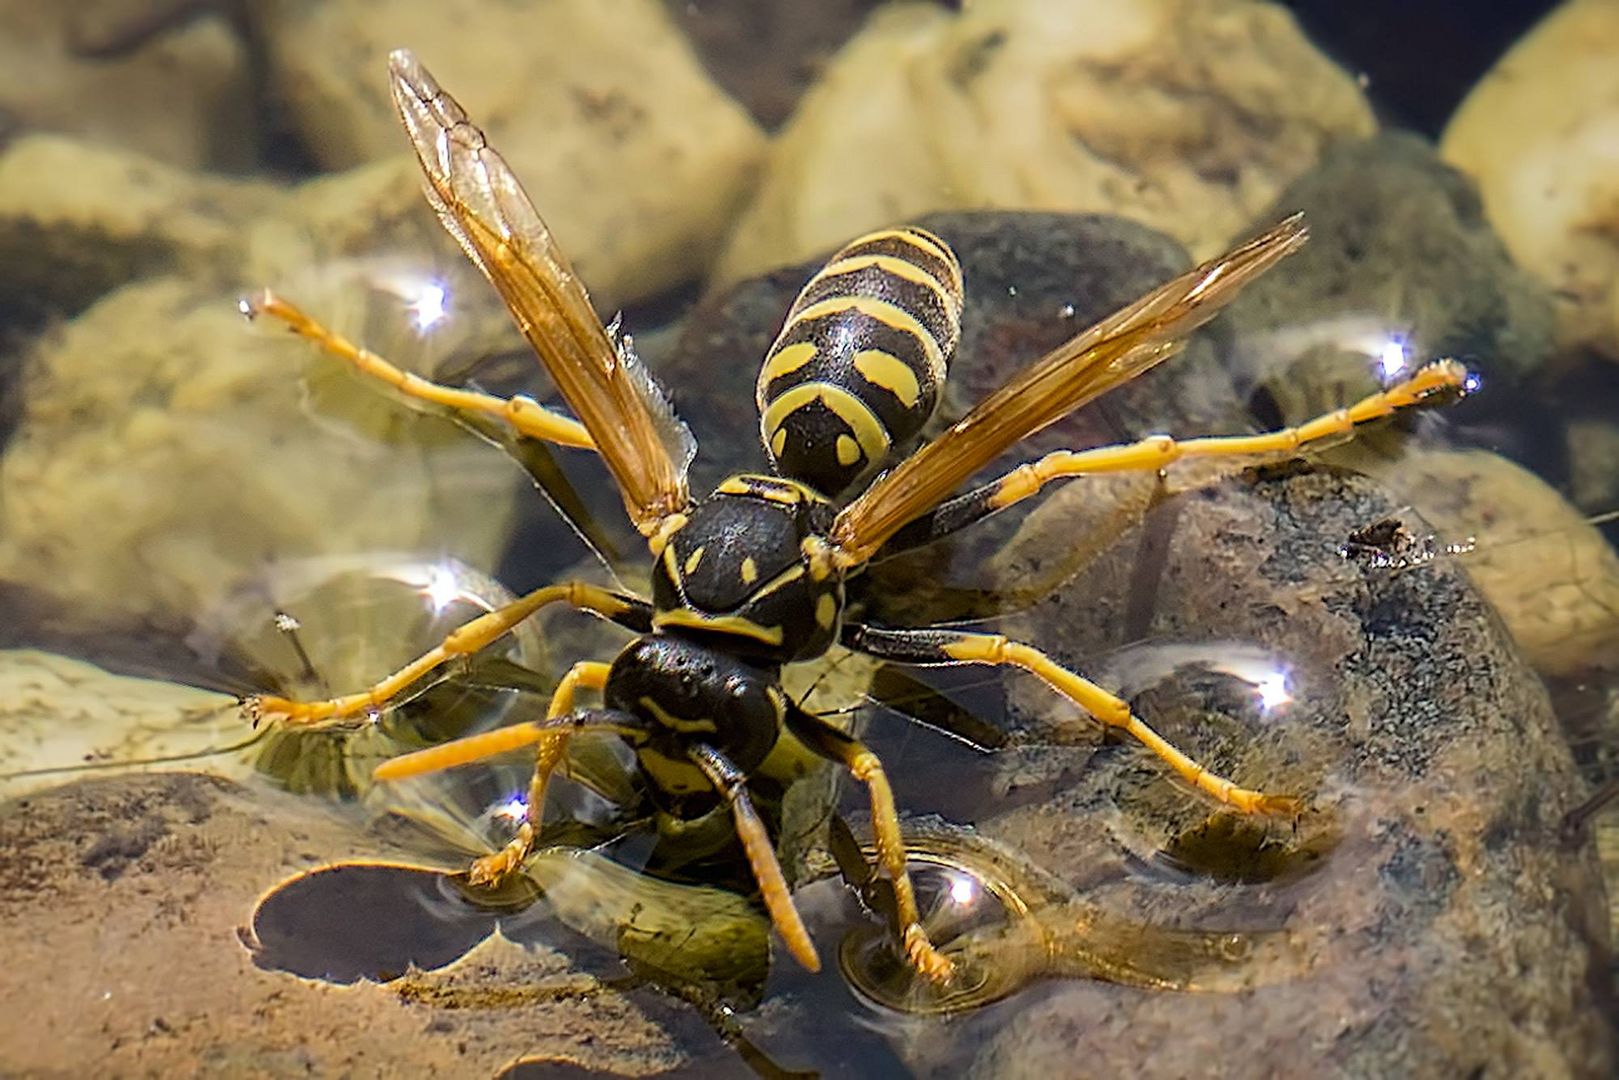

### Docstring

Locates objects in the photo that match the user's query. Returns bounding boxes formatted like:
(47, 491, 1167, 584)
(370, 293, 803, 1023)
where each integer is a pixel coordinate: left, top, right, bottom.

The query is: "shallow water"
(1, 2, 1616, 1077)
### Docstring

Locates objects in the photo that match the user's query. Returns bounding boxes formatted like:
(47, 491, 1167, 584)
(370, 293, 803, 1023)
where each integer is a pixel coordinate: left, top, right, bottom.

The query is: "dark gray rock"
(879, 461, 1613, 1078)
(1225, 132, 1556, 427)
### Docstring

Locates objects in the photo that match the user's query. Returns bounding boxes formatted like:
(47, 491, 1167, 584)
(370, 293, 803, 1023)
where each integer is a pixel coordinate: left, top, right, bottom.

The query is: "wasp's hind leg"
(843, 623, 1300, 817)
(689, 743, 822, 974)
(784, 705, 955, 983)
(243, 290, 595, 449)
(244, 583, 648, 730)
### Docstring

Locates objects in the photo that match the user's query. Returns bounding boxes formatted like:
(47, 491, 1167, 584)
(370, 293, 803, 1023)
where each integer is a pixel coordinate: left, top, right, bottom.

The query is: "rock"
(1223, 132, 1556, 423)
(0, 140, 449, 327)
(1441, 0, 1619, 361)
(1357, 448, 1619, 678)
(0, 4, 252, 171)
(664, 0, 885, 130)
(0, 270, 532, 632)
(871, 462, 1609, 1076)
(0, 134, 274, 324)
(0, 650, 243, 799)
(714, 0, 1374, 283)
(1568, 416, 1619, 517)
(253, 0, 766, 307)
(0, 773, 687, 1075)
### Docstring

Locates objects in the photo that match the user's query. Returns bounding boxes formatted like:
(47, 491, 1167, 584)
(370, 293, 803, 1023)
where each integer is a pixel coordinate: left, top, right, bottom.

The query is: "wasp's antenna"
(0, 711, 269, 784)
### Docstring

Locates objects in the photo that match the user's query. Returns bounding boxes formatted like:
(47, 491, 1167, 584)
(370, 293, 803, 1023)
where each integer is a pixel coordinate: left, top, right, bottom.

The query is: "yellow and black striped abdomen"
(757, 227, 963, 496)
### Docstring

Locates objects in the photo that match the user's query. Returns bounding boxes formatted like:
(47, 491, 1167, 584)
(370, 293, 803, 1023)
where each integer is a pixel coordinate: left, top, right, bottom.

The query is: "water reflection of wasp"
(241, 49, 1471, 983)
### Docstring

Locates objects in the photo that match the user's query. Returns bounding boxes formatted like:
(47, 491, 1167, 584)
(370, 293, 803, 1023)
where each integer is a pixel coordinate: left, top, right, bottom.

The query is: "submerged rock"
(0, 271, 529, 633)
(0, 773, 689, 1075)
(1356, 448, 1619, 678)
(0, 134, 273, 324)
(0, 4, 251, 171)
(870, 462, 1611, 1077)
(1441, 0, 1619, 361)
(1223, 132, 1556, 422)
(255, 0, 766, 307)
(0, 650, 242, 800)
(715, 0, 1373, 282)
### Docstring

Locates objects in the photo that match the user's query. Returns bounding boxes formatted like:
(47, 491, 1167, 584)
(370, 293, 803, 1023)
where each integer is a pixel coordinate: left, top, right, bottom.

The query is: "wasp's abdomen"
(757, 227, 963, 496)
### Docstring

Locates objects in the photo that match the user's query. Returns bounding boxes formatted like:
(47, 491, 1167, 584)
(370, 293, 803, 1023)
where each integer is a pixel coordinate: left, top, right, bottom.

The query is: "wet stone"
(1222, 132, 1557, 461)
(0, 773, 688, 1076)
(872, 462, 1613, 1077)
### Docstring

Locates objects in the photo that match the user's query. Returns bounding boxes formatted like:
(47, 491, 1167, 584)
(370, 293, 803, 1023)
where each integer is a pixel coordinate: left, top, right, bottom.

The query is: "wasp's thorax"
(651, 475, 844, 664)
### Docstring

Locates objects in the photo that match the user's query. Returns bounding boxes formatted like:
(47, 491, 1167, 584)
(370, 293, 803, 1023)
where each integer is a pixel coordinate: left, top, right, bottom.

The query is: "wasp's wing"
(829, 216, 1307, 563)
(389, 50, 694, 534)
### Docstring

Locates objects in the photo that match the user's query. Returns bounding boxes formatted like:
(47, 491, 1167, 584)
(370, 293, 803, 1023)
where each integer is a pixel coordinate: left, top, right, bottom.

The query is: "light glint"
(1255, 669, 1291, 712)
(405, 280, 449, 332)
(421, 564, 462, 614)
(1377, 338, 1407, 380)
(949, 874, 977, 906)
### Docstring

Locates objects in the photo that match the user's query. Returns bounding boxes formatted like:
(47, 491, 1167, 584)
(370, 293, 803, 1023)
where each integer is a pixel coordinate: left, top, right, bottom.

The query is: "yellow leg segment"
(846, 748, 955, 982)
(243, 582, 633, 729)
(986, 359, 1469, 511)
(941, 634, 1299, 816)
(785, 709, 954, 982)
(689, 744, 821, 973)
(245, 289, 594, 450)
(466, 661, 613, 886)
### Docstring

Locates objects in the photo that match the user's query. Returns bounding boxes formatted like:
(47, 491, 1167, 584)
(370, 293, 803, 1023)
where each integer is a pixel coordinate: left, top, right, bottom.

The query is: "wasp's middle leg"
(844, 622, 1299, 816)
(470, 660, 611, 885)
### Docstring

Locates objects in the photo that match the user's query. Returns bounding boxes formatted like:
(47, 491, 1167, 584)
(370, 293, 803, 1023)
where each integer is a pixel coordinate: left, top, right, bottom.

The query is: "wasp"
(242, 49, 1470, 982)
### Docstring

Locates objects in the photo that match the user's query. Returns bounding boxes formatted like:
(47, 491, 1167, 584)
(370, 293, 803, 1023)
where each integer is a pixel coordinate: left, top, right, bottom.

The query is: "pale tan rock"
(0, 4, 251, 170)
(0, 271, 526, 630)
(1363, 448, 1619, 676)
(255, 0, 766, 306)
(0, 651, 243, 799)
(1441, 0, 1619, 360)
(715, 0, 1374, 282)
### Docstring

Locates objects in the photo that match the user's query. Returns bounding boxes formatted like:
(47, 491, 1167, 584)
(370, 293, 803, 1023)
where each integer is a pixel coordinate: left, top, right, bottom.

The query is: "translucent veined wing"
(389, 49, 694, 535)
(830, 215, 1308, 564)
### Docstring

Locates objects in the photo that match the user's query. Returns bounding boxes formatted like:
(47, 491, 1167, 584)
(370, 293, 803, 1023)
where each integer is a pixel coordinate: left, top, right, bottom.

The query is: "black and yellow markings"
(638, 696, 719, 735)
(652, 607, 786, 647)
(760, 382, 890, 466)
(714, 474, 826, 507)
(638, 745, 714, 795)
(756, 226, 965, 494)
(683, 545, 707, 576)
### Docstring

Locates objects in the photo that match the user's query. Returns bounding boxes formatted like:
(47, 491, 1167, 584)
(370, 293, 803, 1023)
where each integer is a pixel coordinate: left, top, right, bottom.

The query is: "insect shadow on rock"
(240, 49, 1473, 984)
